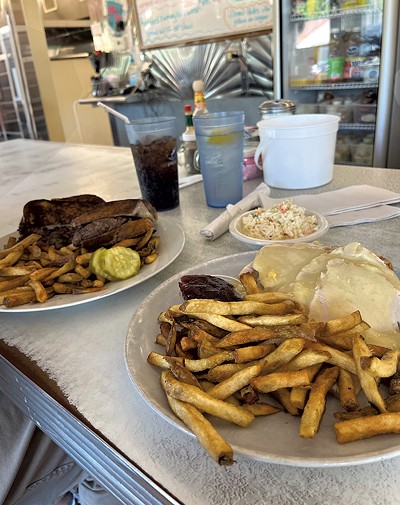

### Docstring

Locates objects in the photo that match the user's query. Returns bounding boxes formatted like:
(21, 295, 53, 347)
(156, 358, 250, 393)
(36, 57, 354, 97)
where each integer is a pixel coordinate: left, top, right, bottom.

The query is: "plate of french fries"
(125, 250, 400, 467)
(0, 217, 185, 312)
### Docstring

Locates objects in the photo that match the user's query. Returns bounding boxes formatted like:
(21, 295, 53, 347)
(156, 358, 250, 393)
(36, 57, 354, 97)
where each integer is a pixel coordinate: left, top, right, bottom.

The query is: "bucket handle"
(255, 131, 274, 171)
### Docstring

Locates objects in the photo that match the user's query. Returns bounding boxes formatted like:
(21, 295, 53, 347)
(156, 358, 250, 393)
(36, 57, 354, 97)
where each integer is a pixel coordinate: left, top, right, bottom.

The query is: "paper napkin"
(179, 174, 203, 189)
(258, 185, 400, 216)
(200, 182, 270, 240)
(326, 205, 400, 227)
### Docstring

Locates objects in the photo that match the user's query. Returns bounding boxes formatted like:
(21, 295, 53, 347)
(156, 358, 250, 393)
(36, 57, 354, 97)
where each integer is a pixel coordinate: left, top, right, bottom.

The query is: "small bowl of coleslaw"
(229, 200, 329, 248)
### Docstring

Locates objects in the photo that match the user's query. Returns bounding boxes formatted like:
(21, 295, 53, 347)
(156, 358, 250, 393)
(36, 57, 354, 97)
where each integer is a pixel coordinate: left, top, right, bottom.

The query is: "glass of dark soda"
(125, 117, 179, 211)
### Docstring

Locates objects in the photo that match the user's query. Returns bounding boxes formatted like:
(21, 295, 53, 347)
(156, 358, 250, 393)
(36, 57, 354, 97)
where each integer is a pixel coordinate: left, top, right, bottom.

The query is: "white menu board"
(133, 0, 273, 50)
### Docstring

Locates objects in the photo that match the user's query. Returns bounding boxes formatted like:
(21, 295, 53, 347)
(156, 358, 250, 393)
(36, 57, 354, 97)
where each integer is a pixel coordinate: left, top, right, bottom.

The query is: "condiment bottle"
(178, 105, 199, 174)
(192, 80, 208, 116)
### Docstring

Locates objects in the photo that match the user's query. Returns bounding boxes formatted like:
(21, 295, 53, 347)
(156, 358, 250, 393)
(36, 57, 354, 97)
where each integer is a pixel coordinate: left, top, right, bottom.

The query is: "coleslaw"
(241, 200, 318, 241)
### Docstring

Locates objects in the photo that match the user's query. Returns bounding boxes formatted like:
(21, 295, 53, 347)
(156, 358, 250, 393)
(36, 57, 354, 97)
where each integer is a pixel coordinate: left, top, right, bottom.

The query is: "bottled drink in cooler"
(343, 27, 363, 81)
(327, 28, 345, 81)
(345, 27, 361, 57)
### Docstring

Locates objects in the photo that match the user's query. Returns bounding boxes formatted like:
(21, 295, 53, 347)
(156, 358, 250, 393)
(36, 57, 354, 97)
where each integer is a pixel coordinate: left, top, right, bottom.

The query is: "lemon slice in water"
(207, 131, 240, 145)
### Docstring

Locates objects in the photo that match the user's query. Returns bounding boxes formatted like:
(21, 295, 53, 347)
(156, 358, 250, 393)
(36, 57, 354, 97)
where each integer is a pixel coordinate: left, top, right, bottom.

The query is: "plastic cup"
(125, 116, 179, 211)
(193, 111, 244, 208)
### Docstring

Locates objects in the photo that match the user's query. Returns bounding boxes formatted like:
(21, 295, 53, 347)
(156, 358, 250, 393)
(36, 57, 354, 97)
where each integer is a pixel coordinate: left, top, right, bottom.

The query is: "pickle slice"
(89, 247, 107, 277)
(90, 247, 141, 281)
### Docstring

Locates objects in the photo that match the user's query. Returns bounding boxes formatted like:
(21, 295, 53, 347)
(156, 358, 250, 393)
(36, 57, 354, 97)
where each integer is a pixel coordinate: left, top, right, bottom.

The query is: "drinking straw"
(96, 102, 131, 124)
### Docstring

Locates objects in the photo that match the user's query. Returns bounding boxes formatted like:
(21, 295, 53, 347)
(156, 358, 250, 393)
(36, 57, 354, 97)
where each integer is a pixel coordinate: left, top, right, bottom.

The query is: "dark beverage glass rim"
(128, 116, 176, 125)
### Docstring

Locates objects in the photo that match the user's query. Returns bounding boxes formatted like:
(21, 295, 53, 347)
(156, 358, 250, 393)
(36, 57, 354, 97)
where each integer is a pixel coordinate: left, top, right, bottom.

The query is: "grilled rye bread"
(18, 194, 105, 236)
(18, 195, 158, 251)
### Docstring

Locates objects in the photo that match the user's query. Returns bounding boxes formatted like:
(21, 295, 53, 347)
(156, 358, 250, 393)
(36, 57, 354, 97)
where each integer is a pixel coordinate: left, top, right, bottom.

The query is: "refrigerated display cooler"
(280, 0, 399, 168)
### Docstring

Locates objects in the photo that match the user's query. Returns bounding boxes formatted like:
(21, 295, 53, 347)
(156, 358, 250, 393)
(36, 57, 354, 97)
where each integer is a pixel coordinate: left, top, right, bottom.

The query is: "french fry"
(75, 252, 92, 265)
(143, 252, 158, 264)
(29, 267, 58, 282)
(334, 412, 400, 443)
(163, 371, 255, 427)
(235, 384, 259, 404)
(169, 361, 203, 389)
(147, 351, 183, 369)
(57, 273, 83, 284)
(3, 290, 37, 307)
(0, 233, 41, 260)
(385, 394, 400, 413)
(179, 336, 198, 352)
(260, 337, 306, 374)
(233, 344, 276, 363)
(162, 314, 177, 357)
(197, 340, 221, 359)
(0, 248, 24, 271)
(28, 279, 48, 303)
(243, 292, 299, 304)
(333, 406, 378, 421)
(300, 366, 340, 438)
(155, 333, 167, 346)
(180, 311, 251, 332)
(217, 323, 318, 350)
(278, 349, 331, 372)
(239, 271, 259, 294)
(27, 244, 42, 258)
(46, 259, 76, 280)
(204, 363, 254, 383)
(0, 266, 35, 276)
(238, 313, 307, 327)
(180, 298, 295, 316)
(251, 369, 311, 394)
(360, 350, 400, 378)
(290, 386, 310, 411)
(74, 264, 91, 279)
(216, 327, 277, 349)
(188, 319, 228, 338)
(0, 274, 31, 293)
(188, 327, 221, 345)
(0, 286, 33, 304)
(208, 363, 265, 401)
(303, 341, 357, 375)
(290, 364, 323, 410)
(183, 351, 234, 373)
(316, 322, 371, 350)
(161, 371, 234, 466)
(242, 402, 281, 416)
(4, 236, 17, 249)
(323, 311, 362, 336)
(338, 368, 359, 412)
(352, 333, 387, 413)
(271, 389, 300, 416)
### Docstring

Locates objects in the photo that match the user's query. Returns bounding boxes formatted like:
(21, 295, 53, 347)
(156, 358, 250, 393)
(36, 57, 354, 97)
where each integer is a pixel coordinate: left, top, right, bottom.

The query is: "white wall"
(50, 58, 114, 146)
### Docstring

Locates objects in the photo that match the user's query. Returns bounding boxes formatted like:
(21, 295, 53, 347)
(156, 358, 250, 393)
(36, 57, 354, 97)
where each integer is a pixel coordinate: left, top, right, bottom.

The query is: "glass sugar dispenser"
(258, 99, 296, 120)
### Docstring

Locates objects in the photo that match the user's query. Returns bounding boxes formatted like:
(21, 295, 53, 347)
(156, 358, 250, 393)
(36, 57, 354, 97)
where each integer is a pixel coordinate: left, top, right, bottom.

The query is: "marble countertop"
(1, 139, 400, 505)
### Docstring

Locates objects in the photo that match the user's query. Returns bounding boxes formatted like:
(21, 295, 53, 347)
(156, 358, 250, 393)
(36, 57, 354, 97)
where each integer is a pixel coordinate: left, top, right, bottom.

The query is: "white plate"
(0, 217, 185, 312)
(125, 251, 400, 467)
(229, 209, 329, 248)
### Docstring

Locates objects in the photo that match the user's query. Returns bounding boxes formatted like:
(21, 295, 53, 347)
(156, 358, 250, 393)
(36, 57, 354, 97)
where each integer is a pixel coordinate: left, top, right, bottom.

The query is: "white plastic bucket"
(255, 114, 340, 189)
